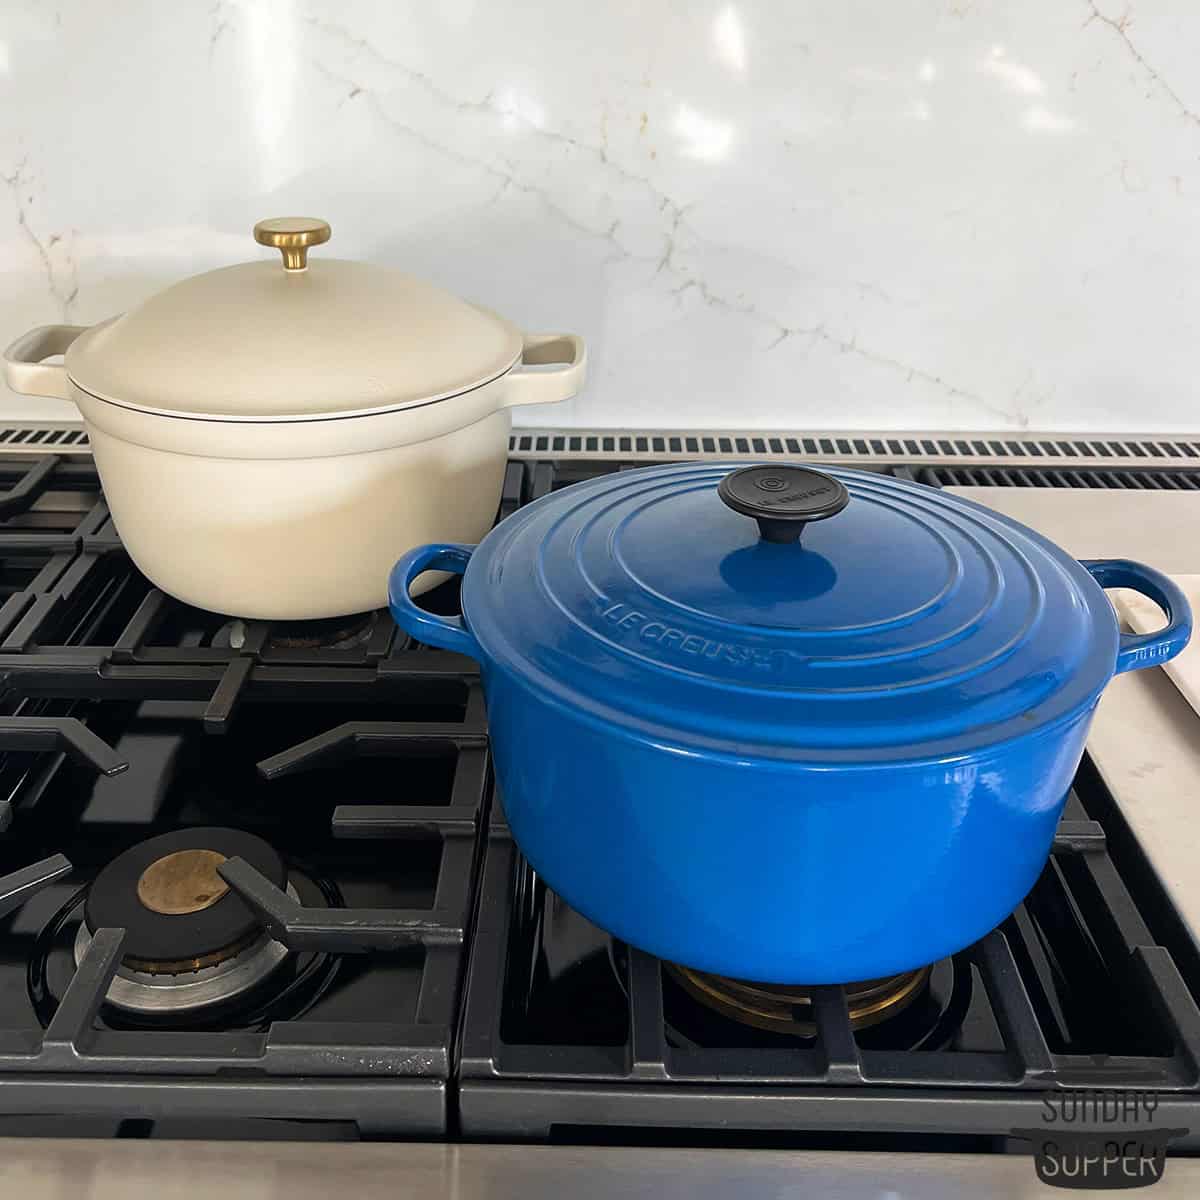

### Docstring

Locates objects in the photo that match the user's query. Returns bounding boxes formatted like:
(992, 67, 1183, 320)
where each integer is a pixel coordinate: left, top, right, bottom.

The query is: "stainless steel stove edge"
(1, 1140, 1197, 1199)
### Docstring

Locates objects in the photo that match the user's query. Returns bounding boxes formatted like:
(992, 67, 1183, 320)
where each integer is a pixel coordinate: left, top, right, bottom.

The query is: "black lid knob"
(717, 465, 849, 544)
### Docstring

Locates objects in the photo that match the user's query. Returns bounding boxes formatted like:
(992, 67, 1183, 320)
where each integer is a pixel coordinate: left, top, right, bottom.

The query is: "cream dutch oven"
(2, 218, 586, 619)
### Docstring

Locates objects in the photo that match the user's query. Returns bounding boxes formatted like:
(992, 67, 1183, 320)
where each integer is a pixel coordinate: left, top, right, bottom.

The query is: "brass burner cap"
(667, 963, 932, 1036)
(136, 849, 230, 916)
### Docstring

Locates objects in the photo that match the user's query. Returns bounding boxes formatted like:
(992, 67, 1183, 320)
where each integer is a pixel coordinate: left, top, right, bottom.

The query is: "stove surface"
(459, 778, 1200, 1149)
(0, 451, 1197, 1151)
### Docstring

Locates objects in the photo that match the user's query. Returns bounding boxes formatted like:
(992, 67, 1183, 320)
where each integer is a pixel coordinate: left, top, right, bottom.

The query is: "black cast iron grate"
(0, 684, 488, 1134)
(0, 452, 499, 1134)
(456, 783, 1200, 1144)
(0, 456, 523, 728)
(0, 450, 1198, 1143)
(452, 449, 1200, 1145)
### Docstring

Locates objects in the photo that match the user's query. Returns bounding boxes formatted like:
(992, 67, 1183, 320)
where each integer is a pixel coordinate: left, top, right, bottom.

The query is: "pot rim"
(453, 462, 1133, 765)
(476, 616, 1106, 768)
(76, 377, 515, 462)
(65, 359, 518, 425)
(391, 464, 1189, 760)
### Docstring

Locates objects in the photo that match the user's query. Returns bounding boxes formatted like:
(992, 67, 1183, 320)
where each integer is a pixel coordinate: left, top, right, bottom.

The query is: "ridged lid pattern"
(462, 463, 1120, 761)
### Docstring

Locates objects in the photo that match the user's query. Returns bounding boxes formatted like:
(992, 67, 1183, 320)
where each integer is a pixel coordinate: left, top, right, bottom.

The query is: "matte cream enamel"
(1, 226, 586, 616)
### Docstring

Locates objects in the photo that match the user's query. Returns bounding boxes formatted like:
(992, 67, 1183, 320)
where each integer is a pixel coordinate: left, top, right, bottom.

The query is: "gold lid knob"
(253, 217, 331, 272)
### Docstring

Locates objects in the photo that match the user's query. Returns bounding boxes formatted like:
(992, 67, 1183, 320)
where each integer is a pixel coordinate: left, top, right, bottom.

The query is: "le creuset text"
(598, 599, 805, 671)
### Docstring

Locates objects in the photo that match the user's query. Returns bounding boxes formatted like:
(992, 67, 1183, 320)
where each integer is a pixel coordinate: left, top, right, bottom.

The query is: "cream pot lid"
(64, 218, 525, 421)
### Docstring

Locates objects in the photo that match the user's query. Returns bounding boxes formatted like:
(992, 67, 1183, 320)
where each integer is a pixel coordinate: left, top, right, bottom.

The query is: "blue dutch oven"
(389, 463, 1190, 983)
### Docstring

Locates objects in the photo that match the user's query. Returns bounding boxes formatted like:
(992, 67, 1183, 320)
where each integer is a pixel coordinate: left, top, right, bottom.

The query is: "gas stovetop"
(0, 451, 1198, 1149)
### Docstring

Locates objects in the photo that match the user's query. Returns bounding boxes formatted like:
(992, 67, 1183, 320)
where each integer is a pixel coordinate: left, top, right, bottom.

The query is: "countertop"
(948, 486, 1200, 575)
(1, 1140, 1197, 1200)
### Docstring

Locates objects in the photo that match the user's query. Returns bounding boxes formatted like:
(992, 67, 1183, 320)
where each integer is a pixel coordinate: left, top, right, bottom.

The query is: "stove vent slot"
(0, 423, 1196, 473)
(0, 426, 89, 451)
(920, 466, 1200, 489)
(508, 430, 1200, 469)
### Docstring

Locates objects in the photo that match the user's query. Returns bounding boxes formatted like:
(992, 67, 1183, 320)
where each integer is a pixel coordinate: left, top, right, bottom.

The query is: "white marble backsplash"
(2, 0, 1199, 431)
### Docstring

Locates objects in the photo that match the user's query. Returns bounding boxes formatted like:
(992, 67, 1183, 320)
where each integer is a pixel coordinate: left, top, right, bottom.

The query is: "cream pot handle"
(3, 325, 89, 400)
(502, 332, 587, 408)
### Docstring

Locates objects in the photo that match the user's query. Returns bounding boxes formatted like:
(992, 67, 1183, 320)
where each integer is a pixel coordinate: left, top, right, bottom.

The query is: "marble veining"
(2, 0, 1199, 431)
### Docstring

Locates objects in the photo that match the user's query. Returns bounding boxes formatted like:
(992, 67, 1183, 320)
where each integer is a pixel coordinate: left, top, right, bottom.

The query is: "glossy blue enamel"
(389, 464, 1191, 982)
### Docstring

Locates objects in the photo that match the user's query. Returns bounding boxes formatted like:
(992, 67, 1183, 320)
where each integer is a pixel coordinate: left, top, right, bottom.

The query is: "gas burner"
(210, 611, 380, 652)
(657, 951, 974, 1052)
(74, 907, 297, 1015)
(71, 828, 293, 1016)
(266, 612, 379, 650)
(666, 963, 931, 1036)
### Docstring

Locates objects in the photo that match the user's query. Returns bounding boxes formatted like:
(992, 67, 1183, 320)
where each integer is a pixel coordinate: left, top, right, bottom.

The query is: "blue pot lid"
(462, 463, 1119, 761)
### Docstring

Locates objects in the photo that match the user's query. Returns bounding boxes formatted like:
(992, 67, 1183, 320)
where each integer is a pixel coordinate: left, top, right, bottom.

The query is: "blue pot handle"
(387, 543, 482, 661)
(1082, 559, 1192, 675)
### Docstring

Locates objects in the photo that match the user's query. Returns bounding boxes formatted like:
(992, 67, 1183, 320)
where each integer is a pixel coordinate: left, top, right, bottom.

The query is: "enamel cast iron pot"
(389, 463, 1191, 984)
(2, 218, 586, 619)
